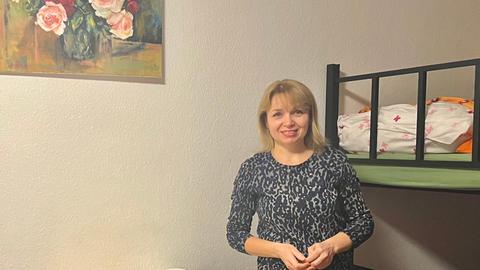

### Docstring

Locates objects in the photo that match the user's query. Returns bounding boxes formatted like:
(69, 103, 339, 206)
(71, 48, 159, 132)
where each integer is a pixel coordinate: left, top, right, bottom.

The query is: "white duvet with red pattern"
(338, 101, 473, 153)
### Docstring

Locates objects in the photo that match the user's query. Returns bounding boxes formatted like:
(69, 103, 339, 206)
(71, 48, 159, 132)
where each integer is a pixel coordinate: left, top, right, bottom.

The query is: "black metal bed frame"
(325, 58, 480, 170)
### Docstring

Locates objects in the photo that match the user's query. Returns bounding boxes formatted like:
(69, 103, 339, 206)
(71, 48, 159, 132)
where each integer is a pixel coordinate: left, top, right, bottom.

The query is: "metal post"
(325, 64, 340, 147)
(369, 77, 379, 159)
(472, 65, 480, 163)
(415, 71, 427, 161)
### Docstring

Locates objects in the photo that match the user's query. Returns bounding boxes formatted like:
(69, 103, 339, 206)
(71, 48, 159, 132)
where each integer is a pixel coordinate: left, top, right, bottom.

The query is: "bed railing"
(325, 58, 480, 169)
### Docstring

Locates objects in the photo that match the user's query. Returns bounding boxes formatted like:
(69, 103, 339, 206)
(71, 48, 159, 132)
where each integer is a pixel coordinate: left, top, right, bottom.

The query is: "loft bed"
(325, 58, 480, 193)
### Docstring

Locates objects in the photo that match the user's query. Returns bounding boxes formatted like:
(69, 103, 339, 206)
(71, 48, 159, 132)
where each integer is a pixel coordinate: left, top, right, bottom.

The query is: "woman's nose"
(283, 114, 295, 125)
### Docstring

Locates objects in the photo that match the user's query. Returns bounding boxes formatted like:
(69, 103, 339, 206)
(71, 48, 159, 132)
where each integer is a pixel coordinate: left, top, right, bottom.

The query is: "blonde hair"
(257, 79, 326, 152)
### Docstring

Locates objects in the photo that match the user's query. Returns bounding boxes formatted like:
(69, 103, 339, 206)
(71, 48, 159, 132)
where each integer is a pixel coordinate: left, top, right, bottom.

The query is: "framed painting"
(0, 0, 164, 83)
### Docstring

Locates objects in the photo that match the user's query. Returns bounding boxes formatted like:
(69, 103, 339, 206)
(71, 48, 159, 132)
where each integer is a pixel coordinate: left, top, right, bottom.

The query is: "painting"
(0, 0, 164, 83)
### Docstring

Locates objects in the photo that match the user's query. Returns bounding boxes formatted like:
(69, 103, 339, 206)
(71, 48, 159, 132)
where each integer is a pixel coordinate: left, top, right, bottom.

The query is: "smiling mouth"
(281, 130, 298, 137)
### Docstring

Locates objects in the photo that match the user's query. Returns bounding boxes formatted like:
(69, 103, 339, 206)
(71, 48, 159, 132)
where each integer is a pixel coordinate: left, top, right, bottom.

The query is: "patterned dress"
(226, 146, 374, 269)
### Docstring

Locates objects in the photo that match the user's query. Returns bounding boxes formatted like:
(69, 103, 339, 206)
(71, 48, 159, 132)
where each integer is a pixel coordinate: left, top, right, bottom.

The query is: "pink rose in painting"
(126, 0, 139, 14)
(89, 0, 125, 18)
(107, 10, 134, 40)
(51, 0, 76, 17)
(35, 1, 67, 36)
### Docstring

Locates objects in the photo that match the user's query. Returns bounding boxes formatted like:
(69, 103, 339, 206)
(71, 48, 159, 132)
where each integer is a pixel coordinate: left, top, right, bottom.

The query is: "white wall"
(1, 1, 479, 269)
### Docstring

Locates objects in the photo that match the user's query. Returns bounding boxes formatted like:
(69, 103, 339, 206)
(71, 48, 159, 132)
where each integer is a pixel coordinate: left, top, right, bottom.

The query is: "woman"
(226, 79, 374, 270)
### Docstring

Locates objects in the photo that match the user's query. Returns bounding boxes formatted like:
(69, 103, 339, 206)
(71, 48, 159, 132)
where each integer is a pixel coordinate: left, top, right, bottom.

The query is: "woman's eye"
(294, 110, 304, 115)
(272, 112, 282, 117)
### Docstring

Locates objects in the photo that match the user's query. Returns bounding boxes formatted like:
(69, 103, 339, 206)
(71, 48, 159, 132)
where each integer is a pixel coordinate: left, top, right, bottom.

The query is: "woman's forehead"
(269, 93, 307, 109)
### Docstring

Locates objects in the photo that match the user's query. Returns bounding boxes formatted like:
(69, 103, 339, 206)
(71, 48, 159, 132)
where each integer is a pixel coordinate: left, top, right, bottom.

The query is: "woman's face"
(266, 93, 310, 150)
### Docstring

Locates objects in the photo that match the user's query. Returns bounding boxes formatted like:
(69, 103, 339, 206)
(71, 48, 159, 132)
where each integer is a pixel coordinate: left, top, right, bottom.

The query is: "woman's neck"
(271, 144, 314, 166)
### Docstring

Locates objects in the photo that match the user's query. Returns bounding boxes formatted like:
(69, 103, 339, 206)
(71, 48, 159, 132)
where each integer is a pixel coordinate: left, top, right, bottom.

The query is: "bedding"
(325, 60, 480, 193)
(433, 96, 474, 153)
(338, 98, 473, 153)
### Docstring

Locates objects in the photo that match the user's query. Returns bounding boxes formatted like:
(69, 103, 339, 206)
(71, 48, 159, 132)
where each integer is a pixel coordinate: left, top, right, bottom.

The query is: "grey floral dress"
(226, 146, 374, 270)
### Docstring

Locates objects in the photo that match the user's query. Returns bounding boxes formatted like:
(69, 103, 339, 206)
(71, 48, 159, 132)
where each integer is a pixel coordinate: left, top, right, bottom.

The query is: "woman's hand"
(304, 241, 335, 270)
(275, 243, 311, 270)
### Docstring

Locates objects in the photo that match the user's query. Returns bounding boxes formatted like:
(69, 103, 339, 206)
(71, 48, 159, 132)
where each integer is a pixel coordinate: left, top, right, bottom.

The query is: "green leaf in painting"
(24, 0, 43, 16)
(77, 29, 92, 56)
(86, 14, 97, 33)
(76, 0, 95, 15)
(97, 23, 110, 38)
(70, 13, 84, 32)
(75, 0, 86, 9)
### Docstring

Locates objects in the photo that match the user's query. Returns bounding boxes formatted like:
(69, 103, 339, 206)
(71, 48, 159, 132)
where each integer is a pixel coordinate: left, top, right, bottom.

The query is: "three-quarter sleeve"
(338, 158, 374, 248)
(226, 160, 258, 254)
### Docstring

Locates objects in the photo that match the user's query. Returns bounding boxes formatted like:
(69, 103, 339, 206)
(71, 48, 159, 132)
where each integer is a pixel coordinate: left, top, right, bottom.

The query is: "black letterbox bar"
(415, 71, 427, 161)
(369, 77, 379, 159)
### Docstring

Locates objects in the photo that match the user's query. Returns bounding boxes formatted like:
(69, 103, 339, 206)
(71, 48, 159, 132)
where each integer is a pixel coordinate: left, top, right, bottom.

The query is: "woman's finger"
(305, 244, 320, 262)
(292, 247, 307, 262)
(311, 251, 333, 269)
(310, 251, 328, 266)
(286, 259, 310, 270)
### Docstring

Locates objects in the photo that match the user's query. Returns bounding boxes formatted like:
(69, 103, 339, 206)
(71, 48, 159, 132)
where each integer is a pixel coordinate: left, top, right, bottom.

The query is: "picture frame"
(0, 0, 164, 83)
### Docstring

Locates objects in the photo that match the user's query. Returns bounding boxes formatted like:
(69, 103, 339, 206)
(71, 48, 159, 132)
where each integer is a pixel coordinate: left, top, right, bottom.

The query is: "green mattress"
(347, 153, 480, 190)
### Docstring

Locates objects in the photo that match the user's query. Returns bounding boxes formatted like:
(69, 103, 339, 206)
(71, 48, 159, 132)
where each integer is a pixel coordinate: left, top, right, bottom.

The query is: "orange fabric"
(428, 96, 473, 110)
(457, 140, 472, 153)
(358, 106, 371, 113)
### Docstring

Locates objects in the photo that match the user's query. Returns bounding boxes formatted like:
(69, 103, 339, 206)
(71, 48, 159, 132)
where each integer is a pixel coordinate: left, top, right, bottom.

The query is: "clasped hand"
(277, 242, 335, 270)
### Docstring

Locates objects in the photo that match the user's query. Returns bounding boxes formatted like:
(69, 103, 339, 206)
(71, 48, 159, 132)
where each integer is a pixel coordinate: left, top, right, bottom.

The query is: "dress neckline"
(268, 150, 315, 168)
